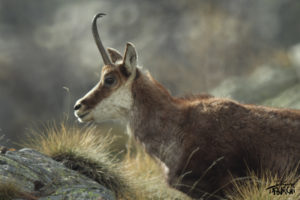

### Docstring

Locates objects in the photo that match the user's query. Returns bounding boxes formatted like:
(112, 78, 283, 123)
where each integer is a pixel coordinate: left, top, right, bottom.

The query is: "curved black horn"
(92, 13, 112, 65)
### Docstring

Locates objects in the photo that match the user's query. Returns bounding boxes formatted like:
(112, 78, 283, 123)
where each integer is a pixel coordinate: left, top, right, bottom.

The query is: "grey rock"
(262, 83, 300, 109)
(0, 148, 115, 200)
(211, 44, 300, 109)
(211, 65, 299, 104)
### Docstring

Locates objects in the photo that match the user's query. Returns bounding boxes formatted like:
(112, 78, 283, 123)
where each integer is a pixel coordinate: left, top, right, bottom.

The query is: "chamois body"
(128, 71, 300, 198)
(74, 14, 300, 199)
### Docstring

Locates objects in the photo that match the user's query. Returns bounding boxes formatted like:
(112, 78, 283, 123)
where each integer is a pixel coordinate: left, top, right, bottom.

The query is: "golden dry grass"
(24, 122, 190, 200)
(24, 122, 136, 199)
(121, 139, 191, 200)
(226, 170, 300, 200)
(24, 122, 299, 200)
(25, 122, 114, 159)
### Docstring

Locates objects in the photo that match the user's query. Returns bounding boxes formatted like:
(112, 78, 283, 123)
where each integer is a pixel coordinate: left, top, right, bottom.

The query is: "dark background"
(1, 0, 300, 147)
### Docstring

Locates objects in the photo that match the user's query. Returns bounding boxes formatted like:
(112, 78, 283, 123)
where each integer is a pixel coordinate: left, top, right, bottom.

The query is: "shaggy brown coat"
(128, 69, 300, 199)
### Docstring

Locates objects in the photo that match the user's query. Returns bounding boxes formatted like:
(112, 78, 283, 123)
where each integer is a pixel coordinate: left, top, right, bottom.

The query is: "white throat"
(92, 83, 133, 123)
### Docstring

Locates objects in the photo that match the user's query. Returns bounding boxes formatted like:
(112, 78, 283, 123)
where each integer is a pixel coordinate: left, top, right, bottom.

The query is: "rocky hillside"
(212, 44, 300, 109)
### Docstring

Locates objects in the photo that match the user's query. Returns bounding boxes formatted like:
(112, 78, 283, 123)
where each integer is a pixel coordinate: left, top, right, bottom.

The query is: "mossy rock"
(0, 148, 115, 200)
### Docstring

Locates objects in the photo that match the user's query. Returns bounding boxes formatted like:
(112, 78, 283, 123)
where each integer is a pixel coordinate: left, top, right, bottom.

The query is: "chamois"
(74, 13, 300, 199)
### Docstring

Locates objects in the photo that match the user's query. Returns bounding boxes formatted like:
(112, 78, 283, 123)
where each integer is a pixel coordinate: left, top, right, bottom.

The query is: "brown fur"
(128, 69, 300, 199)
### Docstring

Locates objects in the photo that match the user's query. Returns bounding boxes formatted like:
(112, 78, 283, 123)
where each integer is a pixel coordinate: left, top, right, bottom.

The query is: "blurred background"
(1, 0, 300, 147)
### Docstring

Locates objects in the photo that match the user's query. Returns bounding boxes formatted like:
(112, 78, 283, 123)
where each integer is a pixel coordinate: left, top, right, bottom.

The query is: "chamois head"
(74, 13, 138, 123)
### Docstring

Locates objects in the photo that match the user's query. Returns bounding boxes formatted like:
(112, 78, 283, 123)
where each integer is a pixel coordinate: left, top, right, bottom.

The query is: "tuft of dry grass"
(225, 170, 300, 200)
(24, 122, 191, 199)
(25, 122, 114, 159)
(24, 122, 135, 199)
(0, 182, 37, 200)
(121, 139, 191, 200)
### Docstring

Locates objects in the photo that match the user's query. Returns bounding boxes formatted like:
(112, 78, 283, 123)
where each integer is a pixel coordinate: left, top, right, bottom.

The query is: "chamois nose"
(74, 103, 82, 110)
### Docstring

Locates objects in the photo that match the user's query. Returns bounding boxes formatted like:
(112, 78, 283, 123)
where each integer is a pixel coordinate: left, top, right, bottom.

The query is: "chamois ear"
(107, 48, 123, 63)
(123, 42, 137, 74)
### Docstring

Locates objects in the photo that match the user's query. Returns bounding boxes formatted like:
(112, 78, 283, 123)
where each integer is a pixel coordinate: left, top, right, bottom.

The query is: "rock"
(211, 65, 300, 105)
(289, 43, 300, 76)
(0, 148, 115, 200)
(262, 83, 300, 109)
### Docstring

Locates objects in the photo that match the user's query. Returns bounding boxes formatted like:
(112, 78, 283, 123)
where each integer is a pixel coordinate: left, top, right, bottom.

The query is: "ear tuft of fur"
(123, 42, 137, 73)
(107, 48, 123, 63)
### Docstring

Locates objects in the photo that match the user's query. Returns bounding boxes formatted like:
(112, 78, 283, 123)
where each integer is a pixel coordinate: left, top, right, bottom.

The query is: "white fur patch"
(115, 60, 123, 65)
(92, 84, 133, 123)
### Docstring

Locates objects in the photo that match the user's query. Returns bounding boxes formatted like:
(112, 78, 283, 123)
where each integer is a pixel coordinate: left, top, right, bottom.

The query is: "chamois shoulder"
(194, 97, 300, 123)
(199, 97, 249, 116)
(179, 95, 243, 111)
(178, 93, 214, 101)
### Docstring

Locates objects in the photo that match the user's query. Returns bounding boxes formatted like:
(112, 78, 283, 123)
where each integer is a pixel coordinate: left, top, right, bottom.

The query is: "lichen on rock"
(0, 148, 115, 200)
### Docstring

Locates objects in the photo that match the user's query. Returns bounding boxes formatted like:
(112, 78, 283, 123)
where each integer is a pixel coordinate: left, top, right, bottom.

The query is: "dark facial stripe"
(79, 64, 137, 110)
(120, 65, 131, 78)
(81, 83, 112, 109)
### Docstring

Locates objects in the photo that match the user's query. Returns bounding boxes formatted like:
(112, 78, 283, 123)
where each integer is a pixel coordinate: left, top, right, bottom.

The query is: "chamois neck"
(128, 70, 183, 168)
(131, 71, 174, 109)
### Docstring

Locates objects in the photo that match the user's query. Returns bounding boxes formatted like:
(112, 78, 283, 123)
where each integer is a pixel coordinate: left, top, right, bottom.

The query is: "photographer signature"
(266, 179, 298, 195)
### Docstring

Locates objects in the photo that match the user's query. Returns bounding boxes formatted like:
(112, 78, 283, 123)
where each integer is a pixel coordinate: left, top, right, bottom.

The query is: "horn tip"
(95, 13, 106, 19)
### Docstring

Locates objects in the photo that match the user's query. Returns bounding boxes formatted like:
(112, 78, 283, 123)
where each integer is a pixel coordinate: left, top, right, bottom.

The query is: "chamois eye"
(104, 77, 116, 86)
